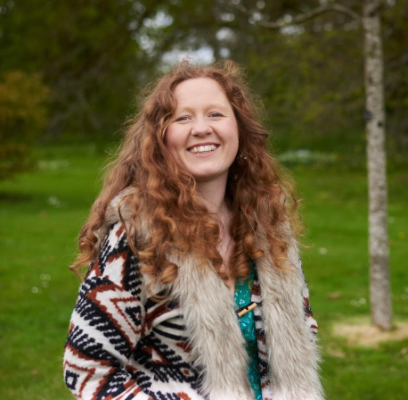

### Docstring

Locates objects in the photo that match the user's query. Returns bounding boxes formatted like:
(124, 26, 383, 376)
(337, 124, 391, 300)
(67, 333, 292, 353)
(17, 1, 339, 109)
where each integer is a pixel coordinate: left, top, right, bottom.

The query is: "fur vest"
(63, 189, 324, 400)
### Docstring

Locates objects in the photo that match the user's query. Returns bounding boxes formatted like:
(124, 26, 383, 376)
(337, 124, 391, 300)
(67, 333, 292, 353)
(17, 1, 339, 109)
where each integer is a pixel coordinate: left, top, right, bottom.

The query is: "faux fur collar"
(99, 188, 324, 400)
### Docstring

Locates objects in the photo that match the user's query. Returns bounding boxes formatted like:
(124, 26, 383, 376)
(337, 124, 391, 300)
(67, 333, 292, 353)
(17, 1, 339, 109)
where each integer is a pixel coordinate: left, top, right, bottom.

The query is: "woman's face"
(164, 78, 239, 184)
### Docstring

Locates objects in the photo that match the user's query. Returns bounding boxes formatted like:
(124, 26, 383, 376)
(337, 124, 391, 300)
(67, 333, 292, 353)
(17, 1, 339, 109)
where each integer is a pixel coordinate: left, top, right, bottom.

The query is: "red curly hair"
(71, 59, 302, 293)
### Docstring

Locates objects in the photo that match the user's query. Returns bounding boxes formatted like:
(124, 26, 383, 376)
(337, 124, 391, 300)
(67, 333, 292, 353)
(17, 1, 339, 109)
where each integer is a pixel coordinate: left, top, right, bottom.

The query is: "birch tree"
(229, 0, 392, 330)
(362, 0, 392, 330)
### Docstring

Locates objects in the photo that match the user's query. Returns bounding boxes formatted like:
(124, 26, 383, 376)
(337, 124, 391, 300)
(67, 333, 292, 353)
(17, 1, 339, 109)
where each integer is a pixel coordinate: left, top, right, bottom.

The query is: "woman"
(63, 60, 324, 400)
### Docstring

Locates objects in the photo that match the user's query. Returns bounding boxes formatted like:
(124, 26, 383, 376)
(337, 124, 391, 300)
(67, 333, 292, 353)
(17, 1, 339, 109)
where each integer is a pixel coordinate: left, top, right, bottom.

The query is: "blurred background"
(0, 0, 407, 399)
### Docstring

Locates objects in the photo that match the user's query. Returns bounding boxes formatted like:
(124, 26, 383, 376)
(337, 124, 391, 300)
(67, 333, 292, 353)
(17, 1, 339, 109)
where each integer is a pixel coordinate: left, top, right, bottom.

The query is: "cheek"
(225, 121, 239, 155)
(164, 129, 180, 154)
(164, 128, 187, 169)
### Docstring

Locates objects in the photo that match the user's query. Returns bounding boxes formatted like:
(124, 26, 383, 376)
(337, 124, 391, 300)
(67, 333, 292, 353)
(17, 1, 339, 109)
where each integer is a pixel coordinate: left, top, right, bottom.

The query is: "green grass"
(293, 166, 408, 399)
(0, 144, 407, 399)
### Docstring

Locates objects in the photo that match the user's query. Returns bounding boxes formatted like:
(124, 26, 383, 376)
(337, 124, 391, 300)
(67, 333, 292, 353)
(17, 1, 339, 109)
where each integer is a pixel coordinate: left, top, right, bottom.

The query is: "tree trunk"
(362, 0, 393, 330)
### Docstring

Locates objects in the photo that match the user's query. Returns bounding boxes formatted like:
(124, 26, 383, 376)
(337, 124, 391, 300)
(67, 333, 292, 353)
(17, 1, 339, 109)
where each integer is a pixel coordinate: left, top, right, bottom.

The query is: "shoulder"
(87, 221, 142, 293)
(93, 186, 138, 246)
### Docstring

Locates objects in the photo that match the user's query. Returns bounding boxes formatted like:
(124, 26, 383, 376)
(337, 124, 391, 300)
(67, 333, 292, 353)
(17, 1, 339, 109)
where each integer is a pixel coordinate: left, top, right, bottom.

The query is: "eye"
(209, 112, 223, 118)
(175, 116, 190, 122)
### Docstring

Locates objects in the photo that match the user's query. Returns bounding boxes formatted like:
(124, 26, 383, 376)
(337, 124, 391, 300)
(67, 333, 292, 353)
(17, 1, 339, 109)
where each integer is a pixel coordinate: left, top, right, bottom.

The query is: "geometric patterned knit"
(64, 222, 319, 400)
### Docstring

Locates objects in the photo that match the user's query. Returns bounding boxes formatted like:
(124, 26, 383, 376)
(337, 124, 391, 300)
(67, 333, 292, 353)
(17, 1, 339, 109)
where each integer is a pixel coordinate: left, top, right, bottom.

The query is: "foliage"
(0, 0, 167, 139)
(0, 0, 407, 152)
(383, 0, 408, 149)
(0, 70, 50, 179)
(213, 1, 384, 152)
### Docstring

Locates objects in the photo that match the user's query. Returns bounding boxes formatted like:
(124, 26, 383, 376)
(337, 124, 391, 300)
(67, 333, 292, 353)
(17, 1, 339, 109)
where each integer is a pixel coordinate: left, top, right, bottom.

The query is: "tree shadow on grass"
(0, 192, 33, 203)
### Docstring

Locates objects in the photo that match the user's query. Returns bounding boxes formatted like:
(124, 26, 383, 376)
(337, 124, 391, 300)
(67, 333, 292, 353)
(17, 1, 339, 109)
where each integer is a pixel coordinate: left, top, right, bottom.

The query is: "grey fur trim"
(170, 252, 254, 400)
(94, 187, 137, 246)
(97, 189, 324, 399)
(255, 226, 324, 400)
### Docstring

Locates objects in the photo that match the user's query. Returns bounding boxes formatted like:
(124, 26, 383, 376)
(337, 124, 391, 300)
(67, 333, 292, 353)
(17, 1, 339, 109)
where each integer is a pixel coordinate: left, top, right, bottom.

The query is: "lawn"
(0, 144, 407, 399)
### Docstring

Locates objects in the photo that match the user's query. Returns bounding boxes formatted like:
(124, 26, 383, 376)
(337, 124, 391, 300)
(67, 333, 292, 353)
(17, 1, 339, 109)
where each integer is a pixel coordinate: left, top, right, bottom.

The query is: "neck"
(195, 175, 229, 222)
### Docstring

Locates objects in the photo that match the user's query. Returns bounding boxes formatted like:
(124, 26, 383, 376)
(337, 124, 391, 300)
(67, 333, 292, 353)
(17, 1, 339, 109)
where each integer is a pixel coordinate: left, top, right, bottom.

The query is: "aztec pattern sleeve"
(63, 222, 149, 400)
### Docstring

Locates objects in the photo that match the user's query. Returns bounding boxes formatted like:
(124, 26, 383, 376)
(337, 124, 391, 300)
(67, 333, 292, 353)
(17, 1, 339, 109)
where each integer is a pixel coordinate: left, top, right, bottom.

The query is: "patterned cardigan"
(63, 195, 324, 400)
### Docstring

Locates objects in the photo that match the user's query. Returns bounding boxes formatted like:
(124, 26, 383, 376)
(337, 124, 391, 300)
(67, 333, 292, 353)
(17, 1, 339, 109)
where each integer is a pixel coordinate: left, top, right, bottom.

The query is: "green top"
(234, 260, 263, 400)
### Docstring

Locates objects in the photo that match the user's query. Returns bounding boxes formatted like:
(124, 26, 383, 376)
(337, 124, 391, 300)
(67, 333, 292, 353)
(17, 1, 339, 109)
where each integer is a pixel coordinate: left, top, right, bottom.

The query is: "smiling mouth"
(187, 144, 219, 154)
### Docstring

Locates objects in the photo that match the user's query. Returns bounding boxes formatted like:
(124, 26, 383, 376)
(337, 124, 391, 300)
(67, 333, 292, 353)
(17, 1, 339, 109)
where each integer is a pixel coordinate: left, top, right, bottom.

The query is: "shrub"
(0, 70, 50, 179)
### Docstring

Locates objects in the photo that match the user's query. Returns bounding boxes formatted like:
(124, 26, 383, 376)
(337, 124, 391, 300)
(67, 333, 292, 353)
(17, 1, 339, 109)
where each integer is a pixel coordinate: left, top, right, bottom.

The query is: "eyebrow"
(176, 103, 230, 113)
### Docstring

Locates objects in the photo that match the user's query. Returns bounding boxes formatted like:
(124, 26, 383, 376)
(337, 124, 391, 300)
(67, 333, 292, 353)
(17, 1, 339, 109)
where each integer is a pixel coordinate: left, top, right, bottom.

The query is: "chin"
(192, 172, 226, 183)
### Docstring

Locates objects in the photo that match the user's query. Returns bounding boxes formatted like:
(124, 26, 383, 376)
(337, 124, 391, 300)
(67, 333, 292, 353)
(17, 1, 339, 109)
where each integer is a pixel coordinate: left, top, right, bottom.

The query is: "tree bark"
(362, 0, 393, 330)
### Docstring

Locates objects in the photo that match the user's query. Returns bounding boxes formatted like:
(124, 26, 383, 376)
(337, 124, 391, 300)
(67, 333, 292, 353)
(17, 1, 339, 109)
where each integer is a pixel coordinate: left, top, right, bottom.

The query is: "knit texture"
(63, 192, 323, 400)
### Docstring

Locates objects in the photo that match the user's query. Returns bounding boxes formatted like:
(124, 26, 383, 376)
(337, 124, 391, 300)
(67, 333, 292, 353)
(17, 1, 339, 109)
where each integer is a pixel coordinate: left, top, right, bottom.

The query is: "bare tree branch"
(229, 2, 361, 29)
(364, 0, 384, 17)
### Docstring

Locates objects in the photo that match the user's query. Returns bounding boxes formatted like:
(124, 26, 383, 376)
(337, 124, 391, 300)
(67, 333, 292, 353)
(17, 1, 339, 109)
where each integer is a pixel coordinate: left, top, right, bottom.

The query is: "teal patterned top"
(234, 260, 263, 400)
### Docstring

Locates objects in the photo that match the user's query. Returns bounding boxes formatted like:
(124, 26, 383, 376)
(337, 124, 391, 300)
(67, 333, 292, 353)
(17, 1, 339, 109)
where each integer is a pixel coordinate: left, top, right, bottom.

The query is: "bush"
(0, 70, 50, 179)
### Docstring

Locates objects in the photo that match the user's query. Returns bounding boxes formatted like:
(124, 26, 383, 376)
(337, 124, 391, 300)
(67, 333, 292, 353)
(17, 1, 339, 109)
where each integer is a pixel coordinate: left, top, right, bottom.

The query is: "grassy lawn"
(0, 144, 407, 399)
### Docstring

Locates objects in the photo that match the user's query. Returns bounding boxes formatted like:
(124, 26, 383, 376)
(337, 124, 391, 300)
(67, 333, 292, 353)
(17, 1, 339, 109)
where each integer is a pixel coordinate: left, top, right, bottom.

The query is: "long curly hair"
(71, 59, 302, 293)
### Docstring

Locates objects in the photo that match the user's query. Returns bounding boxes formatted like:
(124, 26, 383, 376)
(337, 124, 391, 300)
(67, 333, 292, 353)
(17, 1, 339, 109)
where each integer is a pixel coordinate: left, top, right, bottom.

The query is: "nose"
(191, 117, 212, 137)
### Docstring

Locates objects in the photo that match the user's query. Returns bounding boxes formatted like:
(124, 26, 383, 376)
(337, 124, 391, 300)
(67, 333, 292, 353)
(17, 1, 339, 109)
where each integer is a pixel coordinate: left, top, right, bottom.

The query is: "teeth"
(190, 144, 217, 154)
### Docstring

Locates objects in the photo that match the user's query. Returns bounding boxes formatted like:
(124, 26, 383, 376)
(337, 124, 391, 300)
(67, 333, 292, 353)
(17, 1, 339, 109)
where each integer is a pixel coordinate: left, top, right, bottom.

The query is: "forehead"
(173, 78, 231, 108)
